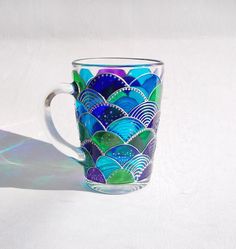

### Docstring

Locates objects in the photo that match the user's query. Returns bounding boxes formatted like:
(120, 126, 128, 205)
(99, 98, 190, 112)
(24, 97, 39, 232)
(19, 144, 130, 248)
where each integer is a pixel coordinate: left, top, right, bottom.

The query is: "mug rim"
(72, 57, 164, 68)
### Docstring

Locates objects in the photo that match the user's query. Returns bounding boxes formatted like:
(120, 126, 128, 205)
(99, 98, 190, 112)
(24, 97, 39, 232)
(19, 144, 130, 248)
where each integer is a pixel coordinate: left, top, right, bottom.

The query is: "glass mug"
(44, 57, 164, 194)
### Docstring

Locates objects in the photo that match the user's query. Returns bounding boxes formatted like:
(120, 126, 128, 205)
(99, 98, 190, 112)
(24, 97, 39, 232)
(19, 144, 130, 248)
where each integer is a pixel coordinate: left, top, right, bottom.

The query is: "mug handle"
(44, 82, 85, 162)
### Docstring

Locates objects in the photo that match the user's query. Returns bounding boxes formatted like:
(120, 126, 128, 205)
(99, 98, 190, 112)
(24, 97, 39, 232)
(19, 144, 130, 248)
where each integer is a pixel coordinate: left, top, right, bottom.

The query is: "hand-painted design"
(97, 68, 126, 78)
(87, 73, 128, 99)
(91, 103, 127, 127)
(91, 131, 124, 153)
(105, 144, 139, 165)
(75, 101, 87, 119)
(79, 68, 93, 84)
(96, 156, 121, 179)
(128, 129, 155, 152)
(128, 68, 151, 78)
(138, 162, 153, 181)
(79, 113, 105, 137)
(147, 112, 160, 132)
(107, 87, 147, 113)
(78, 89, 106, 111)
(129, 101, 158, 127)
(75, 68, 161, 185)
(123, 154, 150, 180)
(149, 84, 162, 105)
(107, 169, 134, 184)
(73, 70, 87, 92)
(82, 140, 103, 163)
(86, 167, 106, 183)
(107, 117, 145, 142)
(143, 138, 156, 158)
(130, 73, 160, 96)
(78, 122, 90, 142)
(80, 147, 95, 174)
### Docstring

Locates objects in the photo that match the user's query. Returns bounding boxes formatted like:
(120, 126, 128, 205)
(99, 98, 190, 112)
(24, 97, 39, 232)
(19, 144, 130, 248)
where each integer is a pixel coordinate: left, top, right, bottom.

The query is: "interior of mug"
(72, 57, 164, 68)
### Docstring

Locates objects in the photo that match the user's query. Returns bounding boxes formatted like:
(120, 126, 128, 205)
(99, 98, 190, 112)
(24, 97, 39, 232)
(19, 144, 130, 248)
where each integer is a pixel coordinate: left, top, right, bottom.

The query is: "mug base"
(85, 177, 150, 195)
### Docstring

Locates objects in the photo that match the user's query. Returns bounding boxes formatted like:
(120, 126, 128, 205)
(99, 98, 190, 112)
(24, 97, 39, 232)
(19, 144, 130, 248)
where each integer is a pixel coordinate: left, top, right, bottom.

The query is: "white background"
(0, 0, 236, 248)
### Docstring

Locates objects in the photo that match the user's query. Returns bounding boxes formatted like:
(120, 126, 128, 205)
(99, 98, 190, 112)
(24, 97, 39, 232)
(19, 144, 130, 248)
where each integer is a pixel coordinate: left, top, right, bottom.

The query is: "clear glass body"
(72, 57, 164, 194)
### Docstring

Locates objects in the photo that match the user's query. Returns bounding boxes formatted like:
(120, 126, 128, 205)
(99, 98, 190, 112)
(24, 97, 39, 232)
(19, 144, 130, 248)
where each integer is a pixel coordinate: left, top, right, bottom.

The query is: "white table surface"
(0, 37, 236, 249)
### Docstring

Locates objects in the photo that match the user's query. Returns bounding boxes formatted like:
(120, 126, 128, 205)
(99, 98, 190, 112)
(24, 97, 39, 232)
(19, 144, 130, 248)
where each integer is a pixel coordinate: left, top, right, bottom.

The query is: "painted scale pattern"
(73, 67, 162, 184)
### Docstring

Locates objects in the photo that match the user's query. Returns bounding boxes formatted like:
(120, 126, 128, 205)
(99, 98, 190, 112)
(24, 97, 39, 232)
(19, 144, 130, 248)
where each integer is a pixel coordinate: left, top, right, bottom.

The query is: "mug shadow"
(0, 129, 93, 192)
